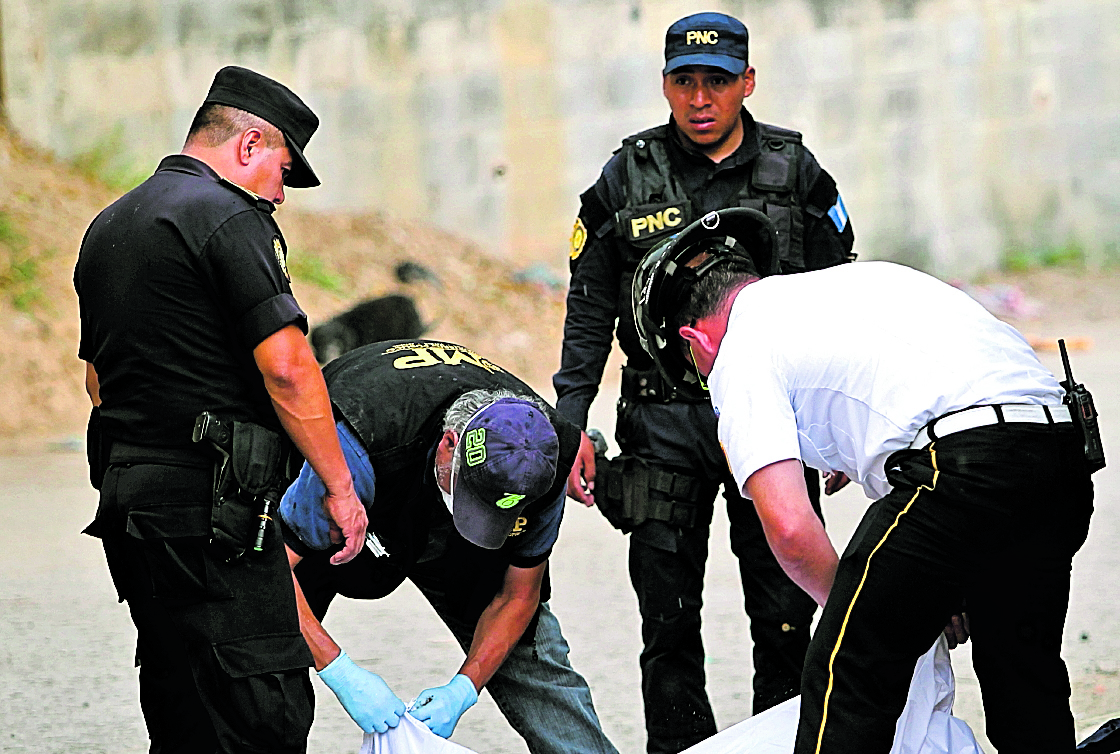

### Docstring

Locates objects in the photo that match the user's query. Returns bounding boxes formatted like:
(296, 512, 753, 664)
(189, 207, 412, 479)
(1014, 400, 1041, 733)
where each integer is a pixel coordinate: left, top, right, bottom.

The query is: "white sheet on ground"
(682, 636, 984, 754)
(359, 712, 479, 754)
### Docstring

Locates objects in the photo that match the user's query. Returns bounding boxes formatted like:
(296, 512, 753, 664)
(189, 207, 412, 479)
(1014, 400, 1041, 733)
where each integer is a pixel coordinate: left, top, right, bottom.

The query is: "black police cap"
(663, 12, 749, 76)
(204, 66, 321, 188)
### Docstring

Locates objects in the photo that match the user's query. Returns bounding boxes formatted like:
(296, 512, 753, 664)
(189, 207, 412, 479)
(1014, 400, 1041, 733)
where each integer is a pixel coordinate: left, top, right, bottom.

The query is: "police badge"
(569, 217, 588, 261)
(273, 236, 290, 281)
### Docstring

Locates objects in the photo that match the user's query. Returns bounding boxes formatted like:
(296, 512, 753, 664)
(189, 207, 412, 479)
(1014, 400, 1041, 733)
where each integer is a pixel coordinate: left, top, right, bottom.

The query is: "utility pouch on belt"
(193, 412, 289, 560)
(592, 448, 704, 533)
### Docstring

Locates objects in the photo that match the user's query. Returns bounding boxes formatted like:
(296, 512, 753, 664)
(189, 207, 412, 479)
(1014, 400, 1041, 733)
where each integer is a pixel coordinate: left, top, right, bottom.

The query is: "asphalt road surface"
(3, 323, 1118, 753)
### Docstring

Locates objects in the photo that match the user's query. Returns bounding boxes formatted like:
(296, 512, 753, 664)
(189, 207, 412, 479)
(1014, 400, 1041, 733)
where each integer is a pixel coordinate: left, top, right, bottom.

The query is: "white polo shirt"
(709, 262, 1063, 500)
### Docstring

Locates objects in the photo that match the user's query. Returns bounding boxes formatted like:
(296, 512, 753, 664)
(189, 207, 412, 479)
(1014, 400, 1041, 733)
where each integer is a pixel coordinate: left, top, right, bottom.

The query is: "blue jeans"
(443, 601, 619, 754)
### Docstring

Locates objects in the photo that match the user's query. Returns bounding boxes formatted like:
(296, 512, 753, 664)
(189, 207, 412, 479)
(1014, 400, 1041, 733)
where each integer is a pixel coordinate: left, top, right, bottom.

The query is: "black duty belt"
(109, 442, 212, 468)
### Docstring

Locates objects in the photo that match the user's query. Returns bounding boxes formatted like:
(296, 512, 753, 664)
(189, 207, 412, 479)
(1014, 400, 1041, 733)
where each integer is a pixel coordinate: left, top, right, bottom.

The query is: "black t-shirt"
(75, 155, 307, 447)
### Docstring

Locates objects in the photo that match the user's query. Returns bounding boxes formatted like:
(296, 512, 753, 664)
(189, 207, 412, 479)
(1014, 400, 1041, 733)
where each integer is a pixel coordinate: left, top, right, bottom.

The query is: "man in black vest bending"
(281, 340, 618, 753)
(555, 12, 855, 753)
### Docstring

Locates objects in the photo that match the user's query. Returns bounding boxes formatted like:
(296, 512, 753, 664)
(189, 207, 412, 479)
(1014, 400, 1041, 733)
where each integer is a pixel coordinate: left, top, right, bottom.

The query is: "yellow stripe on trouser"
(814, 446, 940, 754)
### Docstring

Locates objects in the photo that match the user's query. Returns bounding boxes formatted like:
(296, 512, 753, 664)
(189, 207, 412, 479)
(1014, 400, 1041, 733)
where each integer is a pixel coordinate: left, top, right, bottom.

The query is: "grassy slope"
(0, 126, 567, 441)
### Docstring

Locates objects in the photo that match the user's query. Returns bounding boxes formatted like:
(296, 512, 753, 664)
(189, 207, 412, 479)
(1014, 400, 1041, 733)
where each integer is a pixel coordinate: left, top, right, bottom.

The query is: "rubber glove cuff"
(318, 651, 405, 734)
(410, 674, 478, 739)
(448, 673, 479, 710)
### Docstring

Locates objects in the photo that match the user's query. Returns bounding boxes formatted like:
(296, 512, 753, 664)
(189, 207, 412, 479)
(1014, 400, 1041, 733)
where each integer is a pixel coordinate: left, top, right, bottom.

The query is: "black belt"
(109, 442, 212, 468)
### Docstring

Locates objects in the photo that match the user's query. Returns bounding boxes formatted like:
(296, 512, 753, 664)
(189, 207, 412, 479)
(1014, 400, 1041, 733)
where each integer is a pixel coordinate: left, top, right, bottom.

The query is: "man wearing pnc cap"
(75, 66, 367, 752)
(555, 11, 856, 752)
(280, 340, 618, 753)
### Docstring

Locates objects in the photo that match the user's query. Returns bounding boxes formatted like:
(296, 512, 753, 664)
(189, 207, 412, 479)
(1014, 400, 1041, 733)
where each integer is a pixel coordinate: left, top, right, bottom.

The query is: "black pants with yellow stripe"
(795, 422, 1093, 754)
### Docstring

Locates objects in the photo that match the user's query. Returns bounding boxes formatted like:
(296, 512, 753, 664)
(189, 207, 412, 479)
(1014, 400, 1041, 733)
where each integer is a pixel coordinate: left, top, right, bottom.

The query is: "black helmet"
(632, 207, 779, 397)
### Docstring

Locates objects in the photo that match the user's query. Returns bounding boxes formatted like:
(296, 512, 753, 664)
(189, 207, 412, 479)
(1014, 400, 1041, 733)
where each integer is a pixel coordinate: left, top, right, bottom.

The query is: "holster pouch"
(593, 454, 706, 533)
(197, 416, 289, 561)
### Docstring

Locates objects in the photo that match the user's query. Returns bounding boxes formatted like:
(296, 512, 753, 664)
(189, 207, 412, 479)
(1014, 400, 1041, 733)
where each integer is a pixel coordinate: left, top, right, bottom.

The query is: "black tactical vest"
(612, 122, 808, 271)
(322, 339, 579, 620)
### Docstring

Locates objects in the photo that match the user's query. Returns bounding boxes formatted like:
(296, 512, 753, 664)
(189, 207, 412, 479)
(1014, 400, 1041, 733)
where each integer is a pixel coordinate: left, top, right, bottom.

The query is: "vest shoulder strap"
(756, 122, 803, 144)
(619, 124, 671, 150)
(738, 123, 808, 270)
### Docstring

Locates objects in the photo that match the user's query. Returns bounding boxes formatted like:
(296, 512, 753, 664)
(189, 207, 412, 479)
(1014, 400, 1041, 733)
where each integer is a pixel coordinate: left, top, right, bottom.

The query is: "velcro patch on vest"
(615, 202, 690, 248)
(752, 145, 797, 193)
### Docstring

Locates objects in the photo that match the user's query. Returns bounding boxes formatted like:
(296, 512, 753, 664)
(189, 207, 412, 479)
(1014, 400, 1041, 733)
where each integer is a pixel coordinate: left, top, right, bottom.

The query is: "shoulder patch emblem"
(273, 236, 290, 281)
(828, 194, 849, 233)
(569, 217, 588, 261)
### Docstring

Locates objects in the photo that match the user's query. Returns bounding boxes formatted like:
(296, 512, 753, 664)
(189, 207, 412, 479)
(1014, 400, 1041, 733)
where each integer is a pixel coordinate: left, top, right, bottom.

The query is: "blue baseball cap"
(452, 398, 559, 549)
(663, 12, 749, 76)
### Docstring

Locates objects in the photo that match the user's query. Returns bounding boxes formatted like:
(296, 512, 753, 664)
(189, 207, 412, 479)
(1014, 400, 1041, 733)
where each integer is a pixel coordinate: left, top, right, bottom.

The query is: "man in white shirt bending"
(632, 207, 1098, 754)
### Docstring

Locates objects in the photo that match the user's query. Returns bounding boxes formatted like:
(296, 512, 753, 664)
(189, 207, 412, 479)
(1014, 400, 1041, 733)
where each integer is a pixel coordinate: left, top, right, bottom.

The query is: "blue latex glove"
(318, 651, 405, 734)
(409, 674, 478, 739)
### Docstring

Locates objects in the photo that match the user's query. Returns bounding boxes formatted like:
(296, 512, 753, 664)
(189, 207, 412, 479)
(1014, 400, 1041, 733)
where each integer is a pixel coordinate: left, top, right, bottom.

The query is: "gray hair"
(442, 388, 547, 436)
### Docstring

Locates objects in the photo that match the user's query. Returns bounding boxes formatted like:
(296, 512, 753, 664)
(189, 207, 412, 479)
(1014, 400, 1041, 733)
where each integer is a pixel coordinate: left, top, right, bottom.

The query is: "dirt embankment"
(0, 126, 567, 445)
(1, 123, 1118, 448)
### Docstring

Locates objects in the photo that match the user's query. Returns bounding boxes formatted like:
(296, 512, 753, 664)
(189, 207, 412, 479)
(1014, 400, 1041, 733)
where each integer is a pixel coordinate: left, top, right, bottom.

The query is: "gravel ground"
(3, 287, 1119, 753)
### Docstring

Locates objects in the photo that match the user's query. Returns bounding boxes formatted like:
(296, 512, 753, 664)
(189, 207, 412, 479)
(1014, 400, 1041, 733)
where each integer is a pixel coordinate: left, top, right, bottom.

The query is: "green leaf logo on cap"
(495, 493, 525, 509)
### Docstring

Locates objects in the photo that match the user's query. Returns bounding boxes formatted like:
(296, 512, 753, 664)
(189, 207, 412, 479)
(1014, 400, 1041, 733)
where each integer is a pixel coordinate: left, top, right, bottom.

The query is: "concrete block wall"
(1, 0, 1117, 276)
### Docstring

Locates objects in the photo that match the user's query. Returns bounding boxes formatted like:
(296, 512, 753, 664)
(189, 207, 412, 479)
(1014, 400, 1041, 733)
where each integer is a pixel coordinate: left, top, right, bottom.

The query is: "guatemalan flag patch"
(828, 194, 849, 233)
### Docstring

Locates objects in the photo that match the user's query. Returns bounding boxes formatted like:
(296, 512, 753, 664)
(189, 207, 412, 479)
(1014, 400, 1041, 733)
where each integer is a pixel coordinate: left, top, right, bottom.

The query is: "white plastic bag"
(359, 713, 479, 754)
(682, 636, 983, 754)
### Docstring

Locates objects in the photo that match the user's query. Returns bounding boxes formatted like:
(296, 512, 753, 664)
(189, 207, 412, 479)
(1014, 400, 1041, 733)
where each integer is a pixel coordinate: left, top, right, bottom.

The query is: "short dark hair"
(184, 103, 286, 149)
(672, 263, 757, 331)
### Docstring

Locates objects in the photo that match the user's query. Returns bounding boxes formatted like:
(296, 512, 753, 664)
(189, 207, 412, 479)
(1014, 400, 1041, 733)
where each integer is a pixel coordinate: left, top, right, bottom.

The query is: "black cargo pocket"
(212, 632, 313, 678)
(630, 520, 679, 553)
(764, 205, 794, 268)
(127, 503, 234, 603)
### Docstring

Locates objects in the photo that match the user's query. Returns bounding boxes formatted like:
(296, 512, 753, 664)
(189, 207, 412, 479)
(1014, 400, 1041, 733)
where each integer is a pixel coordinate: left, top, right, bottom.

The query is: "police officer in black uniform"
(554, 13, 855, 753)
(75, 67, 368, 753)
(282, 340, 618, 753)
